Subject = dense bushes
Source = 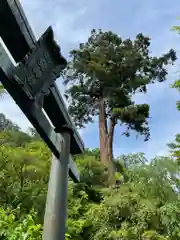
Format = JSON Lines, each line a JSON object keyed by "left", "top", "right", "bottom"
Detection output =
{"left": 0, "top": 124, "right": 180, "bottom": 239}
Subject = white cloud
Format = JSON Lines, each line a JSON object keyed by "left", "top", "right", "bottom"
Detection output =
{"left": 0, "top": 95, "right": 32, "bottom": 131}
{"left": 20, "top": 0, "right": 91, "bottom": 50}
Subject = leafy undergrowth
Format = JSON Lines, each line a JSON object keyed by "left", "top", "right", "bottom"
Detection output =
{"left": 0, "top": 115, "right": 180, "bottom": 239}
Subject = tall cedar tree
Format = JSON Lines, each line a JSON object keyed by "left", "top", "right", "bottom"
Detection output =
{"left": 63, "top": 29, "right": 176, "bottom": 184}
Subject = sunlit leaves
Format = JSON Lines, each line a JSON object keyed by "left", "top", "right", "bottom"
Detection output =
{"left": 171, "top": 80, "right": 180, "bottom": 111}
{"left": 171, "top": 22, "right": 180, "bottom": 111}
{"left": 0, "top": 208, "right": 42, "bottom": 239}
{"left": 168, "top": 134, "right": 180, "bottom": 165}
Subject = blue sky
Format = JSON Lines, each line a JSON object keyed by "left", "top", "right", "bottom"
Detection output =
{"left": 1, "top": 0, "right": 180, "bottom": 159}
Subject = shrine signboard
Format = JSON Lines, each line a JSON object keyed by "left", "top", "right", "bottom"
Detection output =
{"left": 12, "top": 27, "right": 66, "bottom": 104}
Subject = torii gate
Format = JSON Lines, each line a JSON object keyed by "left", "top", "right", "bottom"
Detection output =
{"left": 0, "top": 0, "right": 84, "bottom": 239}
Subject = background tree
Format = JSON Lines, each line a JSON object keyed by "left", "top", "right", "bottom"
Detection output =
{"left": 167, "top": 133, "right": 180, "bottom": 165}
{"left": 0, "top": 113, "right": 19, "bottom": 131}
{"left": 171, "top": 22, "right": 180, "bottom": 110}
{"left": 0, "top": 133, "right": 50, "bottom": 221}
{"left": 63, "top": 29, "right": 176, "bottom": 183}
{"left": 85, "top": 155, "right": 180, "bottom": 240}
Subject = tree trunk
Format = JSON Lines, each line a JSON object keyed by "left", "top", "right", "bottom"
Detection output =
{"left": 98, "top": 99, "right": 116, "bottom": 185}
{"left": 107, "top": 118, "right": 116, "bottom": 161}
{"left": 98, "top": 98, "right": 108, "bottom": 165}
{"left": 106, "top": 118, "right": 116, "bottom": 185}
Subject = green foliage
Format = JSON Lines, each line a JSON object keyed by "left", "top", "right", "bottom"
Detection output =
{"left": 172, "top": 19, "right": 180, "bottom": 34}
{"left": 0, "top": 129, "right": 50, "bottom": 223}
{"left": 167, "top": 134, "right": 180, "bottom": 164}
{"left": 0, "top": 114, "right": 19, "bottom": 132}
{"left": 0, "top": 84, "right": 5, "bottom": 97}
{"left": 66, "top": 151, "right": 180, "bottom": 240}
{"left": 171, "top": 22, "right": 180, "bottom": 111}
{"left": 172, "top": 80, "right": 180, "bottom": 110}
{"left": 0, "top": 208, "right": 42, "bottom": 239}
{"left": 0, "top": 117, "right": 180, "bottom": 239}
{"left": 116, "top": 152, "right": 148, "bottom": 168}
{"left": 113, "top": 104, "right": 150, "bottom": 139}
{"left": 76, "top": 153, "right": 108, "bottom": 186}
{"left": 84, "top": 156, "right": 180, "bottom": 240}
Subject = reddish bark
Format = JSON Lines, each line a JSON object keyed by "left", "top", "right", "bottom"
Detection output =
{"left": 98, "top": 98, "right": 108, "bottom": 165}
{"left": 98, "top": 98, "right": 116, "bottom": 185}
